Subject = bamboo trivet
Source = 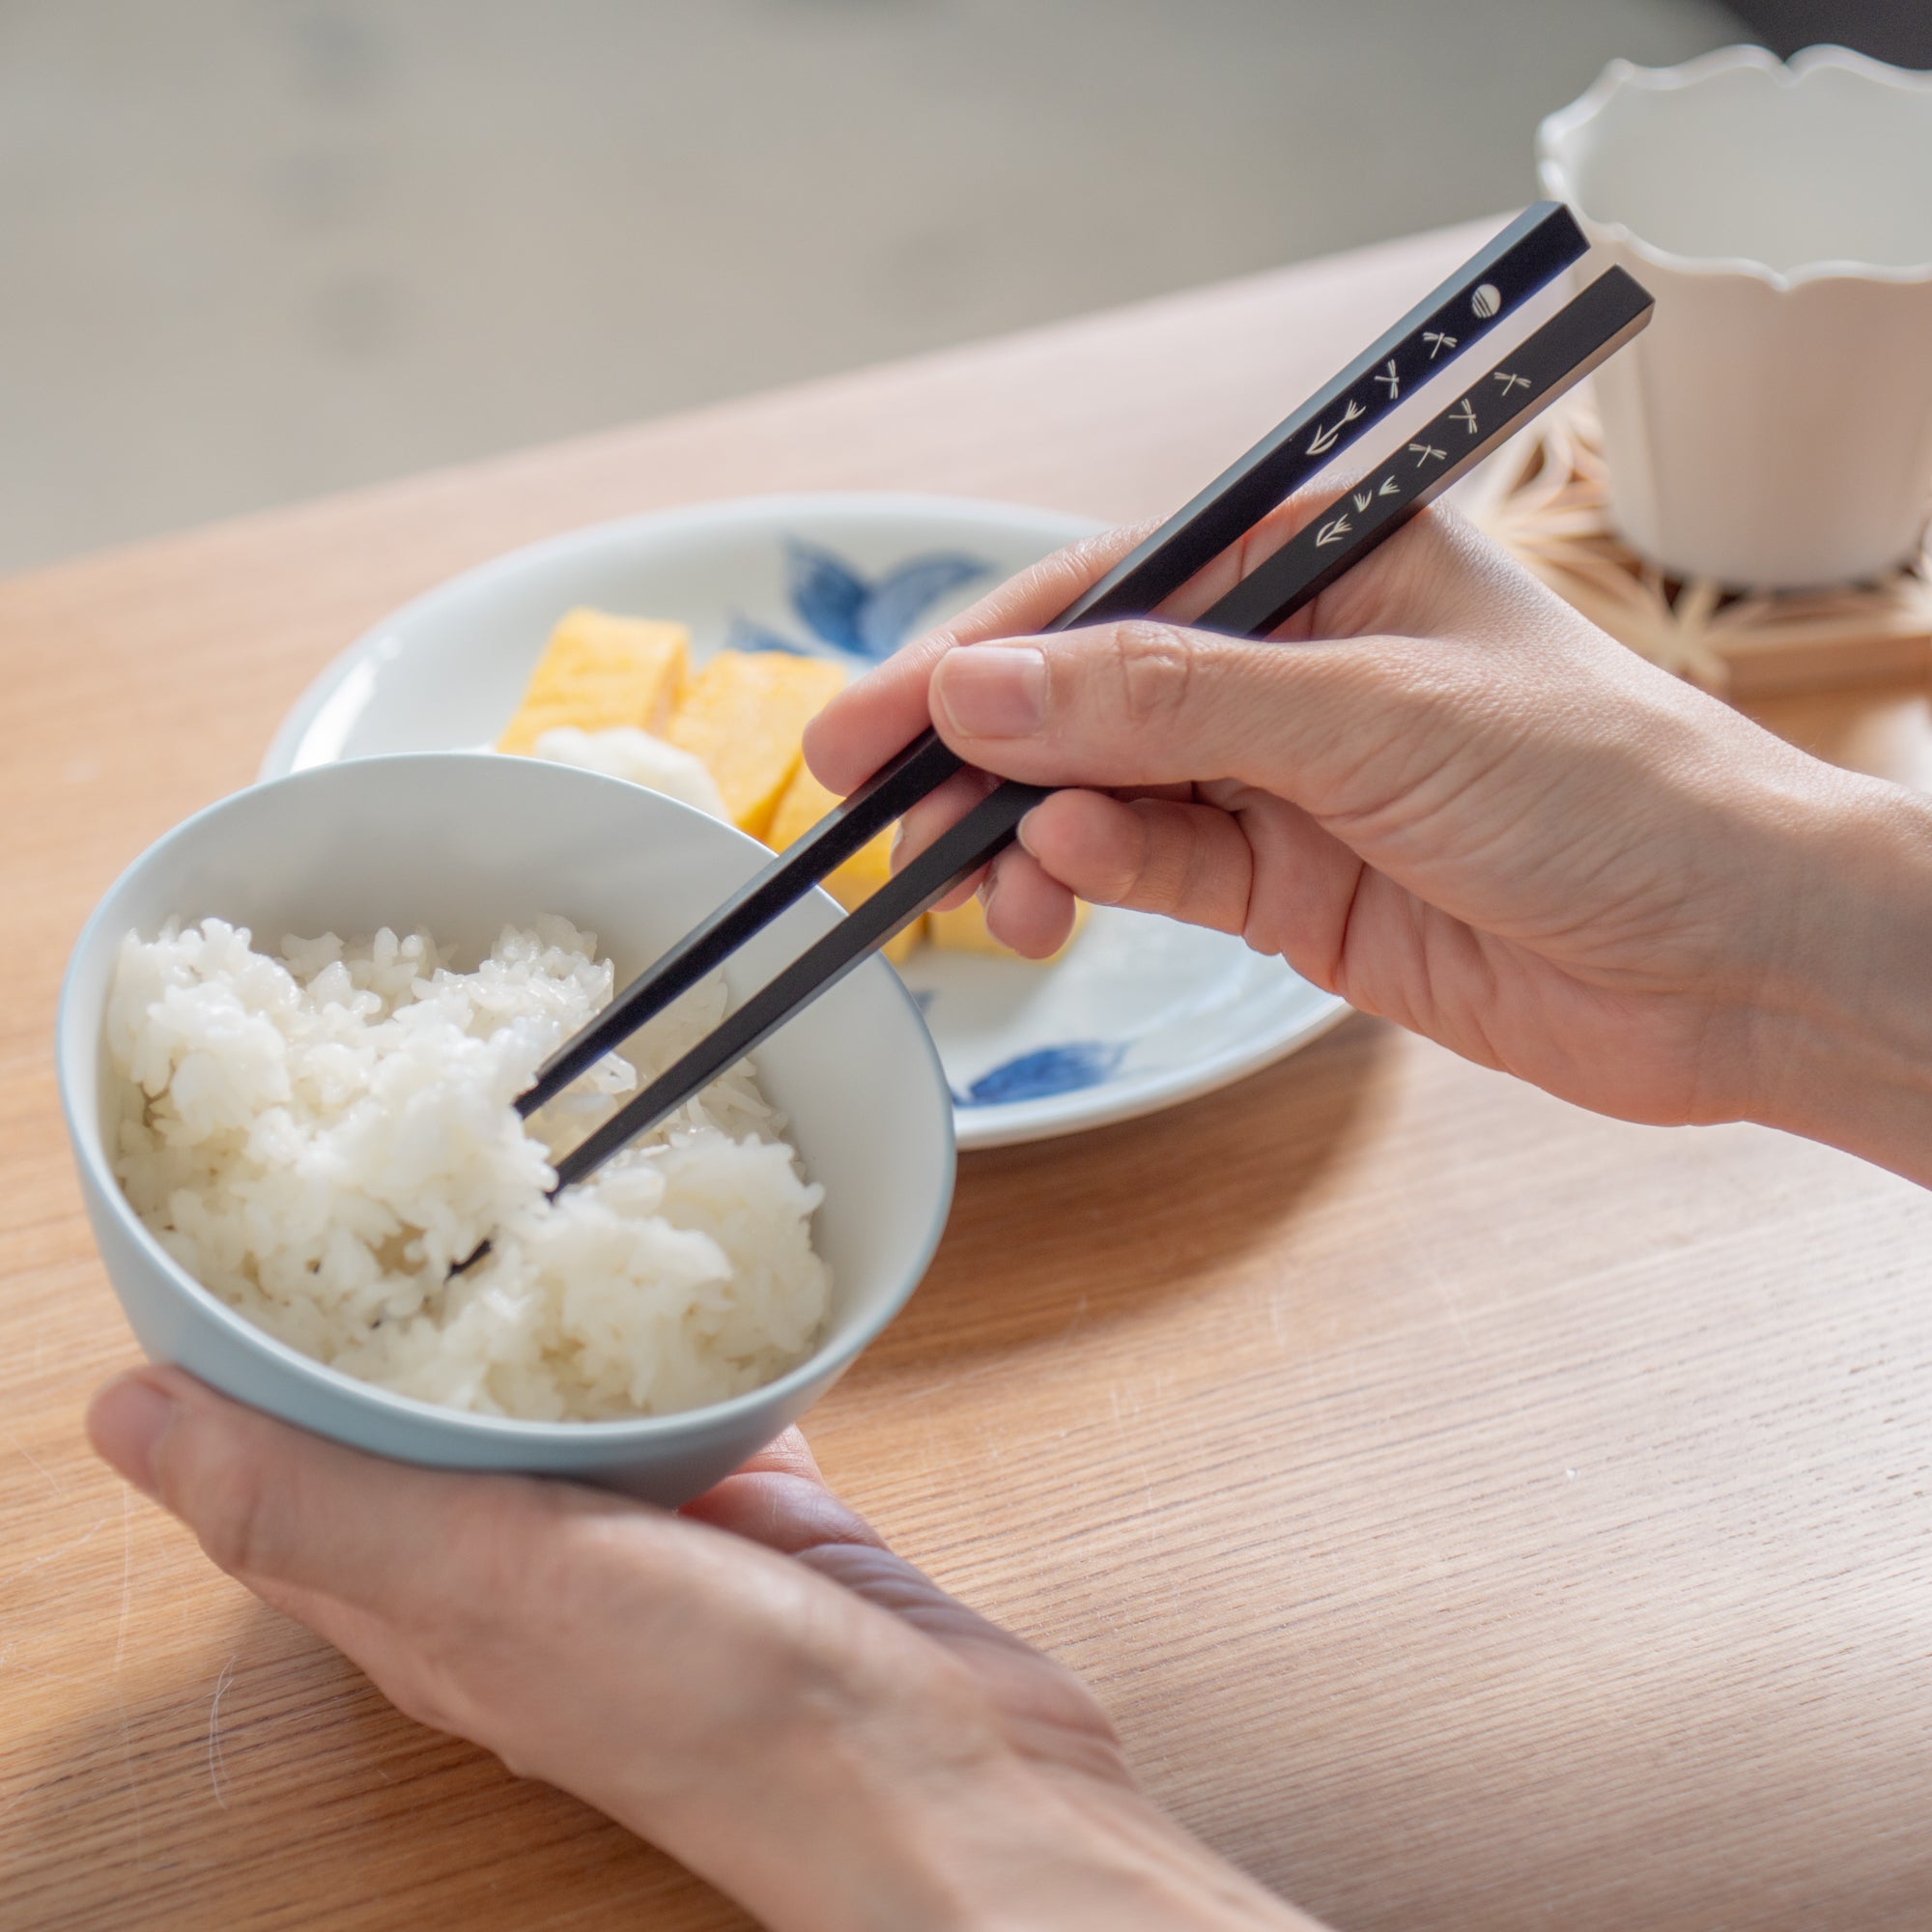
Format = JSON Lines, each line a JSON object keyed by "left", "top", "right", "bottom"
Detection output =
{"left": 1462, "top": 399, "right": 1932, "bottom": 696}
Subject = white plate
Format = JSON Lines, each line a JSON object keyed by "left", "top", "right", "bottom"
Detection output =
{"left": 262, "top": 492, "right": 1350, "bottom": 1148}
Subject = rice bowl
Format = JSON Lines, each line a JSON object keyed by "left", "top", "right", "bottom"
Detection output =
{"left": 58, "top": 753, "right": 954, "bottom": 1502}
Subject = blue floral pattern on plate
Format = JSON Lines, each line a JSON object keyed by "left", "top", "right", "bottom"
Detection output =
{"left": 952, "top": 1041, "right": 1129, "bottom": 1107}
{"left": 729, "top": 539, "right": 991, "bottom": 662}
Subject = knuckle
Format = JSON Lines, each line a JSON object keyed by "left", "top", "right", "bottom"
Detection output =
{"left": 1132, "top": 812, "right": 1195, "bottom": 921}
{"left": 995, "top": 534, "right": 1122, "bottom": 631}
{"left": 1104, "top": 621, "right": 1196, "bottom": 730}
{"left": 372, "top": 1662, "right": 465, "bottom": 1738}
{"left": 1089, "top": 803, "right": 1157, "bottom": 909}
{"left": 1054, "top": 524, "right": 1150, "bottom": 590}
{"left": 180, "top": 1436, "right": 290, "bottom": 1582}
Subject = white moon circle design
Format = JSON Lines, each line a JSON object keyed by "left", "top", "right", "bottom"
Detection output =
{"left": 1471, "top": 283, "right": 1502, "bottom": 319}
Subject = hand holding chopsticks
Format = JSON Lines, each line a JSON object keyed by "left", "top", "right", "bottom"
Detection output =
{"left": 521, "top": 201, "right": 1589, "bottom": 1121}
{"left": 531, "top": 207, "right": 1653, "bottom": 1196}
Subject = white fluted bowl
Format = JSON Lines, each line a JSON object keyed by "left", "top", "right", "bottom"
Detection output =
{"left": 1539, "top": 44, "right": 1932, "bottom": 589}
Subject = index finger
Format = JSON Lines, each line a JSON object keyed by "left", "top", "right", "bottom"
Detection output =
{"left": 802, "top": 487, "right": 1351, "bottom": 796}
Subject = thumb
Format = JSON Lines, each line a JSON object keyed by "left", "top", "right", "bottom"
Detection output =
{"left": 924, "top": 619, "right": 1378, "bottom": 797}
{"left": 86, "top": 1366, "right": 615, "bottom": 1620}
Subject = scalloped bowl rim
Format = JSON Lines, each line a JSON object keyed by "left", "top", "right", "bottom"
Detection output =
{"left": 1537, "top": 43, "right": 1932, "bottom": 294}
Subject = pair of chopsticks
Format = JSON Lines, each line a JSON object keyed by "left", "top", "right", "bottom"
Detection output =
{"left": 531, "top": 204, "right": 1652, "bottom": 1194}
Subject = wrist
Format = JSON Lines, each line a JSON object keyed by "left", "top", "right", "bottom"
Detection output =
{"left": 1747, "top": 771, "right": 1932, "bottom": 1182}
{"left": 652, "top": 1733, "right": 1312, "bottom": 1932}
{"left": 866, "top": 1763, "right": 1321, "bottom": 1932}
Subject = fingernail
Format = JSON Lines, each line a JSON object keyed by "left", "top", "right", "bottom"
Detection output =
{"left": 88, "top": 1376, "right": 178, "bottom": 1498}
{"left": 934, "top": 646, "right": 1046, "bottom": 739}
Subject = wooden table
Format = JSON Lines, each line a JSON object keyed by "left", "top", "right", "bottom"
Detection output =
{"left": 7, "top": 220, "right": 1932, "bottom": 1932}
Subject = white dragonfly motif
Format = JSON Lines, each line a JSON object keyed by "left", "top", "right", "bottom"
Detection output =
{"left": 1450, "top": 397, "right": 1480, "bottom": 436}
{"left": 1373, "top": 359, "right": 1400, "bottom": 400}
{"left": 1491, "top": 369, "right": 1531, "bottom": 396}
{"left": 1306, "top": 396, "right": 1366, "bottom": 457}
{"left": 1423, "top": 329, "right": 1458, "bottom": 359}
{"left": 1314, "top": 513, "right": 1352, "bottom": 548}
{"left": 1407, "top": 440, "right": 1447, "bottom": 467}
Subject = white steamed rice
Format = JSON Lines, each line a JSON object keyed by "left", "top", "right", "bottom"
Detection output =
{"left": 529, "top": 724, "right": 729, "bottom": 819}
{"left": 106, "top": 916, "right": 830, "bottom": 1421}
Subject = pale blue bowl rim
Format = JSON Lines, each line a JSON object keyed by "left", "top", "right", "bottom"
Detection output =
{"left": 56, "top": 752, "right": 958, "bottom": 1448}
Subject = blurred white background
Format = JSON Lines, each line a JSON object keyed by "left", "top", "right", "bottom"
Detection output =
{"left": 1, "top": 0, "right": 1747, "bottom": 573}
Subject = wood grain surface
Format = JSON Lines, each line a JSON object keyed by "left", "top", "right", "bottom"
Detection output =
{"left": 6, "top": 219, "right": 1932, "bottom": 1931}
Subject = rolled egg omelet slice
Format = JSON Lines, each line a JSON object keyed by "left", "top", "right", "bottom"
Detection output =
{"left": 497, "top": 609, "right": 689, "bottom": 755}
{"left": 767, "top": 763, "right": 923, "bottom": 965}
{"left": 664, "top": 652, "right": 848, "bottom": 841}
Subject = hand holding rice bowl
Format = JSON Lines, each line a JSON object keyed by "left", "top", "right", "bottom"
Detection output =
{"left": 59, "top": 754, "right": 954, "bottom": 1504}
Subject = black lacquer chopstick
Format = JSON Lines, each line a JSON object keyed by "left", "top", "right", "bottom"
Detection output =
{"left": 518, "top": 202, "right": 1587, "bottom": 1118}
{"left": 1193, "top": 265, "right": 1651, "bottom": 635}
{"left": 543, "top": 266, "right": 1653, "bottom": 1194}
